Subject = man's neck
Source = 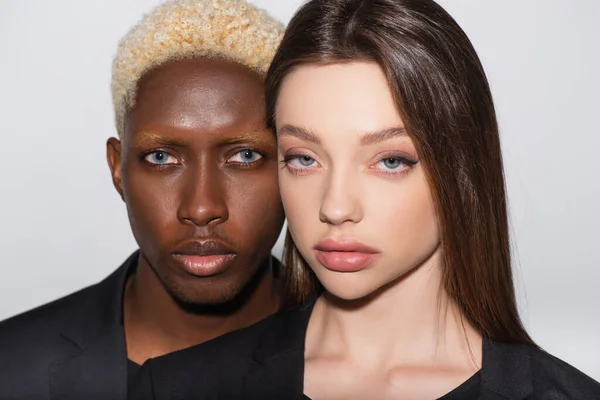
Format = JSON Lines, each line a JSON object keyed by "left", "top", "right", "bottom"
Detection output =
{"left": 123, "top": 255, "right": 279, "bottom": 364}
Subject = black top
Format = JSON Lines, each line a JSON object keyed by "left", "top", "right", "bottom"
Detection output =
{"left": 130, "top": 299, "right": 600, "bottom": 400}
{"left": 440, "top": 372, "right": 479, "bottom": 399}
{"left": 0, "top": 251, "right": 139, "bottom": 400}
{"left": 128, "top": 359, "right": 143, "bottom": 395}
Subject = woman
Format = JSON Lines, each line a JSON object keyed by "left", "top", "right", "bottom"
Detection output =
{"left": 130, "top": 0, "right": 600, "bottom": 398}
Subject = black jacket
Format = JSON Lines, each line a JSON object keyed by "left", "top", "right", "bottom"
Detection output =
{"left": 0, "top": 252, "right": 138, "bottom": 400}
{"left": 131, "top": 300, "right": 600, "bottom": 400}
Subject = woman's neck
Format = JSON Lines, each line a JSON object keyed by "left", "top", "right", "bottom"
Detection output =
{"left": 305, "top": 251, "right": 482, "bottom": 372}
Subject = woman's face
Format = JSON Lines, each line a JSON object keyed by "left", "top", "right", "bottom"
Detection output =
{"left": 276, "top": 62, "right": 441, "bottom": 300}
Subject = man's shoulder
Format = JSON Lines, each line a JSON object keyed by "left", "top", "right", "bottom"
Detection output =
{"left": 0, "top": 252, "right": 137, "bottom": 355}
{"left": 0, "top": 283, "right": 99, "bottom": 342}
{"left": 0, "top": 252, "right": 137, "bottom": 342}
{"left": 528, "top": 346, "right": 600, "bottom": 398}
{"left": 0, "top": 281, "right": 106, "bottom": 397}
{"left": 0, "top": 254, "right": 136, "bottom": 398}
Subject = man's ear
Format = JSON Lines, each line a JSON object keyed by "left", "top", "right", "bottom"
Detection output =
{"left": 106, "top": 137, "right": 125, "bottom": 202}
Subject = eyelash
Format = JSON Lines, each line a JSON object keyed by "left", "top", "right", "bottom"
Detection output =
{"left": 372, "top": 155, "right": 418, "bottom": 177}
{"left": 280, "top": 154, "right": 317, "bottom": 176}
{"left": 280, "top": 153, "right": 418, "bottom": 177}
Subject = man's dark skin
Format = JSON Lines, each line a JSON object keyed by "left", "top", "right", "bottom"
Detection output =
{"left": 107, "top": 57, "right": 285, "bottom": 364}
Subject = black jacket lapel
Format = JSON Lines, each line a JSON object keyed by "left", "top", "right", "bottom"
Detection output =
{"left": 242, "top": 349, "right": 305, "bottom": 400}
{"left": 479, "top": 338, "right": 534, "bottom": 400}
{"left": 242, "top": 300, "right": 316, "bottom": 400}
{"left": 49, "top": 324, "right": 127, "bottom": 400}
{"left": 49, "top": 252, "right": 137, "bottom": 400}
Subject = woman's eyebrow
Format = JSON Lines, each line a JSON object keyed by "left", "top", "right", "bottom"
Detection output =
{"left": 277, "top": 124, "right": 321, "bottom": 144}
{"left": 360, "top": 127, "right": 407, "bottom": 145}
{"left": 277, "top": 125, "right": 407, "bottom": 145}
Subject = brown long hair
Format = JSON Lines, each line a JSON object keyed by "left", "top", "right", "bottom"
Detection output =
{"left": 268, "top": 0, "right": 533, "bottom": 345}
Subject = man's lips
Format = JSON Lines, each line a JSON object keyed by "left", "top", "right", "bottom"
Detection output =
{"left": 171, "top": 239, "right": 237, "bottom": 277}
{"left": 172, "top": 239, "right": 237, "bottom": 256}
{"left": 171, "top": 254, "right": 236, "bottom": 277}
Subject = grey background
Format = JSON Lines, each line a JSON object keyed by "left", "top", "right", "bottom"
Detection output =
{"left": 0, "top": 0, "right": 598, "bottom": 379}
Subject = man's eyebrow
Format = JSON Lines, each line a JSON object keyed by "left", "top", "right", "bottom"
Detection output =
{"left": 134, "top": 130, "right": 276, "bottom": 151}
{"left": 220, "top": 131, "right": 274, "bottom": 144}
{"left": 359, "top": 127, "right": 407, "bottom": 146}
{"left": 134, "top": 131, "right": 185, "bottom": 146}
{"left": 219, "top": 132, "right": 277, "bottom": 151}
{"left": 277, "top": 125, "right": 321, "bottom": 144}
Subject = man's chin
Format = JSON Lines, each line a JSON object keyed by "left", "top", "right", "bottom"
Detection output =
{"left": 164, "top": 281, "right": 246, "bottom": 315}
{"left": 159, "top": 259, "right": 271, "bottom": 315}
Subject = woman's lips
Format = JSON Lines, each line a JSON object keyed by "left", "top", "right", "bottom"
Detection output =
{"left": 315, "top": 250, "right": 379, "bottom": 272}
{"left": 314, "top": 238, "right": 380, "bottom": 272}
{"left": 171, "top": 254, "right": 237, "bottom": 277}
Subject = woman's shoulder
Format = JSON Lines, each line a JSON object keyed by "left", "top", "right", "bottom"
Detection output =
{"left": 528, "top": 345, "right": 600, "bottom": 398}
{"left": 483, "top": 339, "right": 600, "bottom": 399}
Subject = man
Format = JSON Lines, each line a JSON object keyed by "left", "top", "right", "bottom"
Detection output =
{"left": 0, "top": 1, "right": 285, "bottom": 398}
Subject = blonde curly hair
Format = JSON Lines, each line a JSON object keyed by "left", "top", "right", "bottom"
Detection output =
{"left": 111, "top": 0, "right": 284, "bottom": 137}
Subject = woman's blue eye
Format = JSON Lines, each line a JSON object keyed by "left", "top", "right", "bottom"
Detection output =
{"left": 374, "top": 156, "right": 417, "bottom": 174}
{"left": 298, "top": 156, "right": 315, "bottom": 167}
{"left": 287, "top": 155, "right": 316, "bottom": 168}
{"left": 228, "top": 150, "right": 263, "bottom": 164}
{"left": 381, "top": 158, "right": 403, "bottom": 170}
{"left": 145, "top": 151, "right": 176, "bottom": 165}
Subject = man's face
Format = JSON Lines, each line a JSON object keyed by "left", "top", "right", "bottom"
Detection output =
{"left": 107, "top": 58, "right": 284, "bottom": 305}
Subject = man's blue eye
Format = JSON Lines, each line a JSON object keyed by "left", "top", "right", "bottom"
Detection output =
{"left": 145, "top": 151, "right": 176, "bottom": 165}
{"left": 229, "top": 150, "right": 263, "bottom": 164}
